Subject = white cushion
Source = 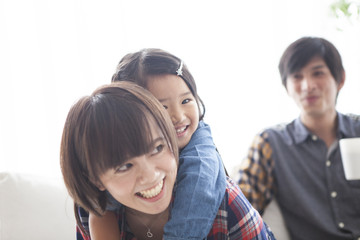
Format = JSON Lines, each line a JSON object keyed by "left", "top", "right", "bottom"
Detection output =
{"left": 0, "top": 172, "right": 75, "bottom": 240}
{"left": 262, "top": 199, "right": 291, "bottom": 240}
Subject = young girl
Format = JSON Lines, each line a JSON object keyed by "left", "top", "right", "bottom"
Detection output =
{"left": 61, "top": 82, "right": 275, "bottom": 240}
{"left": 89, "top": 49, "right": 228, "bottom": 240}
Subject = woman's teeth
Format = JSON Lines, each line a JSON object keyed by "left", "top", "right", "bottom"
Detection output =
{"left": 138, "top": 180, "right": 163, "bottom": 198}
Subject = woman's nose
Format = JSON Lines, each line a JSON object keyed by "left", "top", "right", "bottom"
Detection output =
{"left": 137, "top": 158, "right": 160, "bottom": 185}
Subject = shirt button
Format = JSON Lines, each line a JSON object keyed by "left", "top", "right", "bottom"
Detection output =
{"left": 338, "top": 222, "right": 344, "bottom": 228}
{"left": 312, "top": 135, "right": 318, "bottom": 141}
{"left": 331, "top": 191, "right": 337, "bottom": 198}
{"left": 326, "top": 160, "right": 331, "bottom": 167}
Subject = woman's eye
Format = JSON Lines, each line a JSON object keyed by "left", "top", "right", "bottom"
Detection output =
{"left": 115, "top": 163, "right": 133, "bottom": 173}
{"left": 182, "top": 99, "right": 190, "bottom": 104}
{"left": 151, "top": 144, "right": 164, "bottom": 155}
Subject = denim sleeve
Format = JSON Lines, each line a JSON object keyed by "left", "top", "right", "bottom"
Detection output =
{"left": 105, "top": 190, "right": 122, "bottom": 211}
{"left": 163, "top": 122, "right": 227, "bottom": 240}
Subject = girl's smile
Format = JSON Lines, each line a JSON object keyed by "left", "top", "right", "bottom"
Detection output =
{"left": 146, "top": 74, "right": 200, "bottom": 149}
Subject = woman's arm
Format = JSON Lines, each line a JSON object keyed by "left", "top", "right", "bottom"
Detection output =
{"left": 89, "top": 211, "right": 121, "bottom": 240}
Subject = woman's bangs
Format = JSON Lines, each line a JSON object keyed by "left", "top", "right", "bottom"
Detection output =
{"left": 85, "top": 98, "right": 154, "bottom": 177}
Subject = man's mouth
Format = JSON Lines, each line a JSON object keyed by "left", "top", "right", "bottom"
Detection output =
{"left": 136, "top": 179, "right": 164, "bottom": 199}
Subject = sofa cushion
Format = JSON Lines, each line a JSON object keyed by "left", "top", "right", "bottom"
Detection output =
{"left": 0, "top": 172, "right": 75, "bottom": 240}
{"left": 262, "top": 199, "right": 290, "bottom": 240}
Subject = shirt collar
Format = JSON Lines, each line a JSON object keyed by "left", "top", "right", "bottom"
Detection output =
{"left": 337, "top": 112, "right": 356, "bottom": 138}
{"left": 292, "top": 112, "right": 351, "bottom": 145}
{"left": 292, "top": 117, "right": 310, "bottom": 144}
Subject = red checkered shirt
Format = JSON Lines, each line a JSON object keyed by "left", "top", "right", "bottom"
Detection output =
{"left": 76, "top": 177, "right": 275, "bottom": 240}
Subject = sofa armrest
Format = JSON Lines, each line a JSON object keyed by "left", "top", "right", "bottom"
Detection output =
{"left": 0, "top": 172, "right": 75, "bottom": 240}
{"left": 262, "top": 199, "right": 291, "bottom": 240}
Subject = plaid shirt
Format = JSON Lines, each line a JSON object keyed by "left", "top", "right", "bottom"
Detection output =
{"left": 77, "top": 178, "right": 275, "bottom": 240}
{"left": 235, "top": 113, "right": 360, "bottom": 239}
{"left": 235, "top": 132, "right": 274, "bottom": 215}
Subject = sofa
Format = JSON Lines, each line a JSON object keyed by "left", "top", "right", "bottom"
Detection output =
{"left": 0, "top": 172, "right": 75, "bottom": 240}
{"left": 0, "top": 171, "right": 290, "bottom": 240}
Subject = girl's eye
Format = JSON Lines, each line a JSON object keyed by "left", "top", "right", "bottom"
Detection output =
{"left": 151, "top": 144, "right": 164, "bottom": 155}
{"left": 182, "top": 99, "right": 190, "bottom": 104}
{"left": 115, "top": 163, "right": 133, "bottom": 173}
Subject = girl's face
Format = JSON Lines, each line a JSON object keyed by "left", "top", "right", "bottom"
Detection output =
{"left": 97, "top": 118, "right": 177, "bottom": 214}
{"left": 146, "top": 74, "right": 199, "bottom": 150}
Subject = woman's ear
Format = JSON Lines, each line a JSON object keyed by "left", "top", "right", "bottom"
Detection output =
{"left": 92, "top": 180, "right": 106, "bottom": 191}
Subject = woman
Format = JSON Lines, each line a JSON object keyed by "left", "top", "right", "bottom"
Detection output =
{"left": 60, "top": 82, "right": 275, "bottom": 240}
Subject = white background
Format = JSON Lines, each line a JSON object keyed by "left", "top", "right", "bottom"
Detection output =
{"left": 1, "top": 0, "right": 359, "bottom": 181}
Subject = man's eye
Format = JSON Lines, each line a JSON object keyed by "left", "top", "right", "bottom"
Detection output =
{"left": 151, "top": 144, "right": 164, "bottom": 155}
{"left": 293, "top": 74, "right": 302, "bottom": 80}
{"left": 115, "top": 163, "right": 133, "bottom": 173}
{"left": 313, "top": 71, "right": 324, "bottom": 77}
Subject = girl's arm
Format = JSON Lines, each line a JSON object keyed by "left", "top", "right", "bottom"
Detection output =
{"left": 163, "top": 121, "right": 227, "bottom": 240}
{"left": 89, "top": 211, "right": 120, "bottom": 240}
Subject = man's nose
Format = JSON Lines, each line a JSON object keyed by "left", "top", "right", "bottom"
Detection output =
{"left": 301, "top": 77, "right": 316, "bottom": 91}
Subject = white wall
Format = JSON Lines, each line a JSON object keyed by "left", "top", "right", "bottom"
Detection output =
{"left": 1, "top": 0, "right": 359, "bottom": 181}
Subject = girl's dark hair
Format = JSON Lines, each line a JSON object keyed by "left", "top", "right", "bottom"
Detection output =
{"left": 60, "top": 81, "right": 178, "bottom": 229}
{"left": 279, "top": 37, "right": 344, "bottom": 88}
{"left": 111, "top": 48, "right": 205, "bottom": 120}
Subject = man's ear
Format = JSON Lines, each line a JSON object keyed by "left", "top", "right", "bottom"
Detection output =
{"left": 337, "top": 71, "right": 346, "bottom": 91}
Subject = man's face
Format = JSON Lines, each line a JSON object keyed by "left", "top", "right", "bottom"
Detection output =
{"left": 286, "top": 56, "right": 344, "bottom": 119}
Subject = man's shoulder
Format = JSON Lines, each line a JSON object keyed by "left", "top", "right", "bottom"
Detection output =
{"left": 345, "top": 113, "right": 360, "bottom": 122}
{"left": 254, "top": 120, "right": 297, "bottom": 146}
{"left": 259, "top": 121, "right": 293, "bottom": 136}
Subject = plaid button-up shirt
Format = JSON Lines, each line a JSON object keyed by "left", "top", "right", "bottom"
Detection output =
{"left": 76, "top": 178, "right": 275, "bottom": 240}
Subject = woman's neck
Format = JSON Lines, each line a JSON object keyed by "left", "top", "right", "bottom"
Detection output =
{"left": 125, "top": 207, "right": 170, "bottom": 240}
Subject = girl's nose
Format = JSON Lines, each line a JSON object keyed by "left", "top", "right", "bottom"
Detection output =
{"left": 169, "top": 107, "right": 184, "bottom": 125}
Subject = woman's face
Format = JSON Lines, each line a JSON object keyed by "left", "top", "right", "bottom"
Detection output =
{"left": 146, "top": 74, "right": 199, "bottom": 150}
{"left": 97, "top": 118, "right": 177, "bottom": 214}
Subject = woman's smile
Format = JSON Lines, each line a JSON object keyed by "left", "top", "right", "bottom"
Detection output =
{"left": 136, "top": 178, "right": 165, "bottom": 200}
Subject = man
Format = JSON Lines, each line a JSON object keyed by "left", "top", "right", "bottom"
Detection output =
{"left": 236, "top": 37, "right": 360, "bottom": 240}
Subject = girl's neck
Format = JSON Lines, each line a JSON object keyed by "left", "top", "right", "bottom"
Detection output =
{"left": 125, "top": 207, "right": 170, "bottom": 240}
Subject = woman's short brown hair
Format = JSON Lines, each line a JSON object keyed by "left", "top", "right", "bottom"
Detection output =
{"left": 60, "top": 82, "right": 178, "bottom": 218}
